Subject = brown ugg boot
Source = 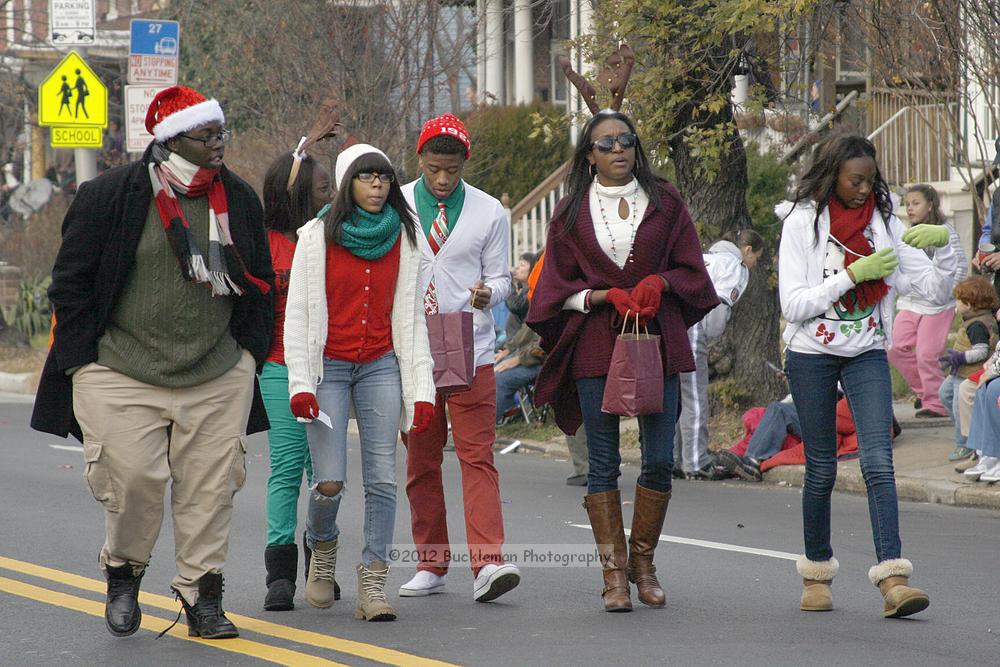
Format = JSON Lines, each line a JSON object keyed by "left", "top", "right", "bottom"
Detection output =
{"left": 583, "top": 490, "right": 632, "bottom": 612}
{"left": 796, "top": 556, "right": 839, "bottom": 611}
{"left": 869, "top": 558, "right": 929, "bottom": 618}
{"left": 626, "top": 485, "right": 670, "bottom": 607}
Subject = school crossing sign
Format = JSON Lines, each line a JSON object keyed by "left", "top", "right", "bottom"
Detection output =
{"left": 38, "top": 50, "right": 108, "bottom": 130}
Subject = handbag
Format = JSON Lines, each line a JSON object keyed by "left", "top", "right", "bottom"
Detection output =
{"left": 601, "top": 312, "right": 664, "bottom": 417}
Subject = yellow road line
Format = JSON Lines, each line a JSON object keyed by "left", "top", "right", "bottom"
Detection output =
{"left": 0, "top": 576, "right": 349, "bottom": 667}
{"left": 0, "top": 556, "right": 460, "bottom": 667}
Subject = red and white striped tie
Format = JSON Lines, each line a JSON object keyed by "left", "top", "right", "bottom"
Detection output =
{"left": 424, "top": 202, "right": 448, "bottom": 314}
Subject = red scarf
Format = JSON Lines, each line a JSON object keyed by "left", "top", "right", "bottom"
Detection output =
{"left": 828, "top": 194, "right": 887, "bottom": 312}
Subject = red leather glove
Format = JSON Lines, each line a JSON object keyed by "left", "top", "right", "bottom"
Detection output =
{"left": 411, "top": 401, "right": 435, "bottom": 434}
{"left": 290, "top": 392, "right": 319, "bottom": 420}
{"left": 605, "top": 288, "right": 642, "bottom": 319}
{"left": 631, "top": 275, "right": 664, "bottom": 314}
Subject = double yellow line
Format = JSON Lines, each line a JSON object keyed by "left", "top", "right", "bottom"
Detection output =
{"left": 0, "top": 556, "right": 460, "bottom": 667}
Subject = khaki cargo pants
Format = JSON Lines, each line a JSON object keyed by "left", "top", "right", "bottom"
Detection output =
{"left": 72, "top": 351, "right": 255, "bottom": 604}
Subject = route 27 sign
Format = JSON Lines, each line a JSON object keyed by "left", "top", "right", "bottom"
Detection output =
{"left": 128, "top": 19, "right": 180, "bottom": 85}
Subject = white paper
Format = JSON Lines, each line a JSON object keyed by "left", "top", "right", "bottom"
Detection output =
{"left": 296, "top": 410, "right": 333, "bottom": 428}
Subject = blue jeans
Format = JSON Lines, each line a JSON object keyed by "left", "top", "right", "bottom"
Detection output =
{"left": 938, "top": 375, "right": 966, "bottom": 446}
{"left": 495, "top": 363, "right": 540, "bottom": 422}
{"left": 786, "top": 349, "right": 901, "bottom": 563}
{"left": 576, "top": 374, "right": 680, "bottom": 494}
{"left": 746, "top": 400, "right": 800, "bottom": 461}
{"left": 305, "top": 351, "right": 402, "bottom": 566}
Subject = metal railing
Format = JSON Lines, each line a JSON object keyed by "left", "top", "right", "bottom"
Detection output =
{"left": 867, "top": 88, "right": 958, "bottom": 185}
{"left": 505, "top": 160, "right": 570, "bottom": 263}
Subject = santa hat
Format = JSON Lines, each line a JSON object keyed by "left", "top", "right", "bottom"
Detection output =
{"left": 335, "top": 143, "right": 389, "bottom": 190}
{"left": 417, "top": 113, "right": 470, "bottom": 158}
{"left": 145, "top": 86, "right": 225, "bottom": 143}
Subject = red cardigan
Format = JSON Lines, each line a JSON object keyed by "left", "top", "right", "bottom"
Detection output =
{"left": 526, "top": 180, "right": 718, "bottom": 435}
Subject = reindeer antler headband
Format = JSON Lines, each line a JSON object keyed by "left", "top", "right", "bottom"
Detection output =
{"left": 558, "top": 43, "right": 635, "bottom": 115}
{"left": 287, "top": 98, "right": 344, "bottom": 192}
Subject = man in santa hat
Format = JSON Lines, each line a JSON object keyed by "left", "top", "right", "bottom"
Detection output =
{"left": 398, "top": 113, "right": 521, "bottom": 602}
{"left": 32, "top": 85, "right": 274, "bottom": 640}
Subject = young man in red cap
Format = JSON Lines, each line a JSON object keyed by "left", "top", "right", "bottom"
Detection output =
{"left": 399, "top": 113, "right": 521, "bottom": 602}
{"left": 32, "top": 85, "right": 274, "bottom": 639}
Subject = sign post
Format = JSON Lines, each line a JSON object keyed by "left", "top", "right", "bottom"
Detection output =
{"left": 128, "top": 19, "right": 180, "bottom": 86}
{"left": 48, "top": 0, "right": 96, "bottom": 45}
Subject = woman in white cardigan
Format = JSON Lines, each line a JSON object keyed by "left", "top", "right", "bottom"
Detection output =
{"left": 283, "top": 144, "right": 436, "bottom": 622}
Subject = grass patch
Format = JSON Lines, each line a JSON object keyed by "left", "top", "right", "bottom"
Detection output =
{"left": 496, "top": 419, "right": 563, "bottom": 443}
{"left": 890, "top": 365, "right": 913, "bottom": 401}
{"left": 0, "top": 345, "right": 47, "bottom": 374}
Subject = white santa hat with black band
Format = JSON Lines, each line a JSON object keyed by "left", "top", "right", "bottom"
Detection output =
{"left": 145, "top": 85, "right": 225, "bottom": 143}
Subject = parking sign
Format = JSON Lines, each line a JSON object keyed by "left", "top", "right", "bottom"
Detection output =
{"left": 128, "top": 19, "right": 180, "bottom": 85}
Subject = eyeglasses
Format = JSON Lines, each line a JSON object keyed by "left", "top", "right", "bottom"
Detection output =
{"left": 355, "top": 172, "right": 395, "bottom": 184}
{"left": 179, "top": 129, "right": 232, "bottom": 147}
{"left": 591, "top": 132, "right": 637, "bottom": 153}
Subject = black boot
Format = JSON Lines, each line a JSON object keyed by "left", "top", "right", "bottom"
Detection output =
{"left": 177, "top": 572, "right": 239, "bottom": 639}
{"left": 104, "top": 564, "right": 143, "bottom": 637}
{"left": 264, "top": 544, "right": 297, "bottom": 611}
{"left": 302, "top": 530, "right": 340, "bottom": 601}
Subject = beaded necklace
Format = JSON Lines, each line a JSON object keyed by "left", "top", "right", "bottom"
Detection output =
{"left": 594, "top": 177, "right": 639, "bottom": 266}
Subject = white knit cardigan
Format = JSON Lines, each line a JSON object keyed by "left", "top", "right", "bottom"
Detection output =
{"left": 283, "top": 216, "right": 436, "bottom": 431}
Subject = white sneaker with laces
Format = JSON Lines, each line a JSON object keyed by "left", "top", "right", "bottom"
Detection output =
{"left": 473, "top": 563, "right": 520, "bottom": 602}
{"left": 979, "top": 459, "right": 1000, "bottom": 483}
{"left": 398, "top": 570, "right": 447, "bottom": 597}
{"left": 963, "top": 456, "right": 997, "bottom": 481}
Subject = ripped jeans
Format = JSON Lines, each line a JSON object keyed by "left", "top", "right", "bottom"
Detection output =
{"left": 305, "top": 351, "right": 402, "bottom": 566}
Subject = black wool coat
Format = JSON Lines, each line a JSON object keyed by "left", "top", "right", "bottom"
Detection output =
{"left": 31, "top": 147, "right": 275, "bottom": 441}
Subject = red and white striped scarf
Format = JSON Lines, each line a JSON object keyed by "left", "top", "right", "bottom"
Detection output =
{"left": 148, "top": 144, "right": 269, "bottom": 296}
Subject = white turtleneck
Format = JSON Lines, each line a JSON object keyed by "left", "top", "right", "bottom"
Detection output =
{"left": 563, "top": 177, "right": 650, "bottom": 312}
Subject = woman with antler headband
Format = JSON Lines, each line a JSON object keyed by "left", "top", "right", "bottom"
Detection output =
{"left": 527, "top": 47, "right": 718, "bottom": 613}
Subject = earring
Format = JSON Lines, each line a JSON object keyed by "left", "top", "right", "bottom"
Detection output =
{"left": 589, "top": 163, "right": 597, "bottom": 178}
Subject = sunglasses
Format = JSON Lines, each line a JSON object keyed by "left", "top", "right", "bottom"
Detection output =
{"left": 591, "top": 132, "right": 638, "bottom": 153}
{"left": 355, "top": 172, "right": 395, "bottom": 183}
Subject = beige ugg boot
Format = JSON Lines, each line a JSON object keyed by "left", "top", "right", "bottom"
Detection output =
{"left": 796, "top": 556, "right": 839, "bottom": 611}
{"left": 354, "top": 561, "right": 396, "bottom": 622}
{"left": 868, "top": 558, "right": 929, "bottom": 618}
{"left": 305, "top": 539, "right": 338, "bottom": 609}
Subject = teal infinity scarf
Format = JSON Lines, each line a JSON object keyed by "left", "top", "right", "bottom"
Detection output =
{"left": 337, "top": 205, "right": 401, "bottom": 260}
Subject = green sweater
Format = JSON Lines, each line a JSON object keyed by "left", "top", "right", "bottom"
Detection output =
{"left": 97, "top": 194, "right": 241, "bottom": 388}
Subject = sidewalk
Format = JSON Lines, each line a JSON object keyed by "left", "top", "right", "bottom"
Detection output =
{"left": 510, "top": 400, "right": 1000, "bottom": 512}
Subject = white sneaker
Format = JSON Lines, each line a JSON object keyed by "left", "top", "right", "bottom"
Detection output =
{"left": 473, "top": 563, "right": 520, "bottom": 602}
{"left": 963, "top": 456, "right": 998, "bottom": 481}
{"left": 398, "top": 570, "right": 447, "bottom": 597}
{"left": 979, "top": 459, "right": 1000, "bottom": 483}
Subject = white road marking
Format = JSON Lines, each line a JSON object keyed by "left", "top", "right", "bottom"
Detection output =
{"left": 570, "top": 524, "right": 798, "bottom": 561}
{"left": 49, "top": 444, "right": 84, "bottom": 452}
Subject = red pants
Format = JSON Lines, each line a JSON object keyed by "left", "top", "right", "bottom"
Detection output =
{"left": 403, "top": 364, "right": 505, "bottom": 575}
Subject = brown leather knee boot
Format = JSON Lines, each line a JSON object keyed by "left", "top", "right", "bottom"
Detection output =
{"left": 626, "top": 485, "right": 670, "bottom": 607}
{"left": 583, "top": 490, "right": 632, "bottom": 612}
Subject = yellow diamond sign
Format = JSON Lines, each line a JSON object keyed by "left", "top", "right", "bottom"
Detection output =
{"left": 38, "top": 51, "right": 107, "bottom": 128}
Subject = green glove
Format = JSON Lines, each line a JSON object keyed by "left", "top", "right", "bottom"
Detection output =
{"left": 848, "top": 248, "right": 898, "bottom": 283}
{"left": 902, "top": 223, "right": 950, "bottom": 249}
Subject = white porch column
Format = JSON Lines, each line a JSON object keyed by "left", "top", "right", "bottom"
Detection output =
{"left": 484, "top": 0, "right": 504, "bottom": 104}
{"left": 513, "top": 0, "right": 534, "bottom": 104}
{"left": 569, "top": 0, "right": 595, "bottom": 145}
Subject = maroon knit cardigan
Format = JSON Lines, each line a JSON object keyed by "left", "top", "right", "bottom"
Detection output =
{"left": 526, "top": 180, "right": 719, "bottom": 435}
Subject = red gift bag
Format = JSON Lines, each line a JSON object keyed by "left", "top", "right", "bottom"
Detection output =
{"left": 426, "top": 310, "right": 475, "bottom": 394}
{"left": 601, "top": 313, "right": 664, "bottom": 417}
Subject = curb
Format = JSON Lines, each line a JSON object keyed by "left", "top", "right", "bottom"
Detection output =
{"left": 509, "top": 436, "right": 1000, "bottom": 512}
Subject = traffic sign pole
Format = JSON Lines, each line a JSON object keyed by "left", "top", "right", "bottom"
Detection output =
{"left": 72, "top": 47, "right": 98, "bottom": 186}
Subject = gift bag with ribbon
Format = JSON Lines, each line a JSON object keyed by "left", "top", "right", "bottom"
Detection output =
{"left": 426, "top": 308, "right": 475, "bottom": 394}
{"left": 601, "top": 312, "right": 664, "bottom": 417}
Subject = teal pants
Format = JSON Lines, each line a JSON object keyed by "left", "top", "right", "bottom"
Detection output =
{"left": 260, "top": 361, "right": 312, "bottom": 546}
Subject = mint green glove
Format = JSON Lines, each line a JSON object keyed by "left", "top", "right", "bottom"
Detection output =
{"left": 848, "top": 248, "right": 898, "bottom": 283}
{"left": 902, "top": 223, "right": 950, "bottom": 249}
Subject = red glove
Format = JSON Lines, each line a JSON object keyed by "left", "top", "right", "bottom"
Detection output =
{"left": 630, "top": 275, "right": 664, "bottom": 315}
{"left": 411, "top": 401, "right": 435, "bottom": 434}
{"left": 290, "top": 392, "right": 319, "bottom": 420}
{"left": 605, "top": 288, "right": 642, "bottom": 319}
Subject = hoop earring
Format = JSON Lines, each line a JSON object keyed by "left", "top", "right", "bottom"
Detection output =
{"left": 589, "top": 163, "right": 597, "bottom": 178}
